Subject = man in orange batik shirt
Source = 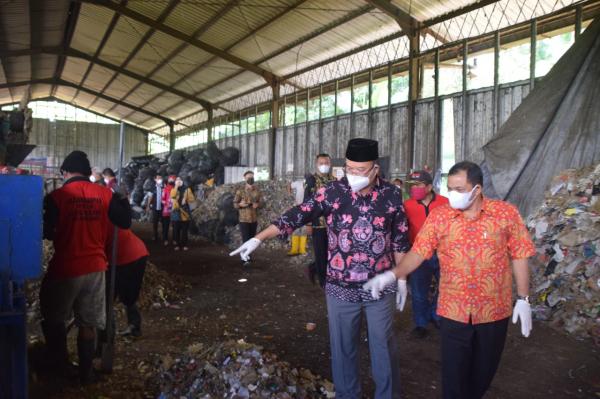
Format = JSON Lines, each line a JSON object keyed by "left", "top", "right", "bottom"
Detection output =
{"left": 363, "top": 161, "right": 535, "bottom": 399}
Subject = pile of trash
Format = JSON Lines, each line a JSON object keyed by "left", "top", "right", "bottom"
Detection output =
{"left": 155, "top": 339, "right": 334, "bottom": 398}
{"left": 528, "top": 162, "right": 600, "bottom": 341}
{"left": 28, "top": 244, "right": 188, "bottom": 321}
{"left": 120, "top": 142, "right": 239, "bottom": 206}
{"left": 139, "top": 262, "right": 191, "bottom": 309}
{"left": 191, "top": 180, "right": 295, "bottom": 250}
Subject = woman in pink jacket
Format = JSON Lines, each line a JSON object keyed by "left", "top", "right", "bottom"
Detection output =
{"left": 160, "top": 175, "right": 176, "bottom": 246}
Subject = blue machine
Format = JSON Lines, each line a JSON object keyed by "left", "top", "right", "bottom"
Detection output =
{"left": 0, "top": 175, "right": 43, "bottom": 399}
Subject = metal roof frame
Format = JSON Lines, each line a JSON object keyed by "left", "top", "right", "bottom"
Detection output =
{"left": 52, "top": 1, "right": 81, "bottom": 97}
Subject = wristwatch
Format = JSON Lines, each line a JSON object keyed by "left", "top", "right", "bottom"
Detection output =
{"left": 517, "top": 295, "right": 530, "bottom": 304}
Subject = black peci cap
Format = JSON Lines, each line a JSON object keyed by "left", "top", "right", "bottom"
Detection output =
{"left": 345, "top": 138, "right": 379, "bottom": 162}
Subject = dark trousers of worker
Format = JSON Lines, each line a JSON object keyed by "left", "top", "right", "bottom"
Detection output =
{"left": 153, "top": 210, "right": 171, "bottom": 241}
{"left": 99, "top": 256, "right": 147, "bottom": 341}
{"left": 440, "top": 316, "right": 509, "bottom": 399}
{"left": 327, "top": 294, "right": 401, "bottom": 399}
{"left": 312, "top": 227, "right": 328, "bottom": 287}
{"left": 115, "top": 256, "right": 147, "bottom": 331}
{"left": 173, "top": 221, "right": 189, "bottom": 247}
{"left": 409, "top": 254, "right": 440, "bottom": 328}
{"left": 239, "top": 222, "right": 258, "bottom": 242}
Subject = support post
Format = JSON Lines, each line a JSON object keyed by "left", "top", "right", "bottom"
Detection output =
{"left": 434, "top": 48, "right": 441, "bottom": 172}
{"left": 530, "top": 19, "right": 537, "bottom": 90}
{"left": 575, "top": 5, "right": 582, "bottom": 40}
{"left": 168, "top": 121, "right": 175, "bottom": 153}
{"left": 407, "top": 32, "right": 420, "bottom": 170}
{"left": 493, "top": 32, "right": 500, "bottom": 134}
{"left": 461, "top": 40, "right": 468, "bottom": 161}
{"left": 334, "top": 80, "right": 339, "bottom": 155}
{"left": 207, "top": 106, "right": 213, "bottom": 142}
{"left": 368, "top": 69, "right": 373, "bottom": 138}
{"left": 387, "top": 62, "right": 393, "bottom": 171}
{"left": 270, "top": 82, "right": 280, "bottom": 180}
{"left": 350, "top": 74, "right": 355, "bottom": 137}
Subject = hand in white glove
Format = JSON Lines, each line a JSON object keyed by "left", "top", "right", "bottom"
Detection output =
{"left": 396, "top": 279, "right": 407, "bottom": 311}
{"left": 229, "top": 238, "right": 262, "bottom": 262}
{"left": 362, "top": 271, "right": 397, "bottom": 300}
{"left": 512, "top": 299, "right": 532, "bottom": 337}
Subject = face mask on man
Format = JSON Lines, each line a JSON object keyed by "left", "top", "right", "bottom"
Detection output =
{"left": 318, "top": 165, "right": 330, "bottom": 174}
{"left": 89, "top": 175, "right": 96, "bottom": 183}
{"left": 104, "top": 178, "right": 110, "bottom": 185}
{"left": 410, "top": 186, "right": 428, "bottom": 201}
{"left": 448, "top": 185, "right": 479, "bottom": 210}
{"left": 346, "top": 165, "right": 376, "bottom": 193}
{"left": 246, "top": 177, "right": 254, "bottom": 185}
{"left": 176, "top": 180, "right": 183, "bottom": 187}
{"left": 157, "top": 179, "right": 163, "bottom": 185}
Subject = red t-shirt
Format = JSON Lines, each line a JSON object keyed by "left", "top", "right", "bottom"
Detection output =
{"left": 48, "top": 180, "right": 113, "bottom": 279}
{"left": 404, "top": 192, "right": 449, "bottom": 244}
{"left": 107, "top": 228, "right": 149, "bottom": 266}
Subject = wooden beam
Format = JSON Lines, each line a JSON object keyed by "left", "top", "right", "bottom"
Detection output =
{"left": 0, "top": 47, "right": 214, "bottom": 110}
{"left": 67, "top": 48, "right": 212, "bottom": 109}
{"left": 79, "top": 0, "right": 278, "bottom": 84}
{"left": 57, "top": 79, "right": 171, "bottom": 124}
{"left": 73, "top": 0, "right": 126, "bottom": 102}
{"left": 119, "top": 0, "right": 241, "bottom": 120}
{"left": 90, "top": 0, "right": 180, "bottom": 111}
{"left": 52, "top": 1, "right": 81, "bottom": 97}
{"left": 365, "top": 0, "right": 415, "bottom": 34}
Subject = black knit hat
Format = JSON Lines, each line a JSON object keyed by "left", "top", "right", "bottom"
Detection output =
{"left": 60, "top": 150, "right": 92, "bottom": 176}
{"left": 345, "top": 138, "right": 379, "bottom": 162}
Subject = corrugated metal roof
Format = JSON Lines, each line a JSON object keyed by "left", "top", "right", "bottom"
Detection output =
{"left": 391, "top": 0, "right": 475, "bottom": 22}
{"left": 164, "top": 1, "right": 224, "bottom": 37}
{"left": 0, "top": 0, "right": 586, "bottom": 131}
{"left": 71, "top": 4, "right": 116, "bottom": 55}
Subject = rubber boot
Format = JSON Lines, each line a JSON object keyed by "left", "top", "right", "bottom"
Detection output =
{"left": 77, "top": 337, "right": 97, "bottom": 384}
{"left": 287, "top": 236, "right": 300, "bottom": 256}
{"left": 41, "top": 321, "right": 69, "bottom": 369}
{"left": 298, "top": 235, "right": 308, "bottom": 255}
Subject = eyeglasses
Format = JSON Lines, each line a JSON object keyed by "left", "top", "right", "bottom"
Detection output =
{"left": 343, "top": 164, "right": 376, "bottom": 177}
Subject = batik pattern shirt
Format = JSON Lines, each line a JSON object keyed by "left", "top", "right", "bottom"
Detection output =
{"left": 273, "top": 177, "right": 410, "bottom": 302}
{"left": 412, "top": 198, "right": 536, "bottom": 324}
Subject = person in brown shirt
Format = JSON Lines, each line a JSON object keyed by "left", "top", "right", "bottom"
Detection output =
{"left": 233, "top": 171, "right": 262, "bottom": 264}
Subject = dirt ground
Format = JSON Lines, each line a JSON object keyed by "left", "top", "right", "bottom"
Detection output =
{"left": 29, "top": 222, "right": 600, "bottom": 399}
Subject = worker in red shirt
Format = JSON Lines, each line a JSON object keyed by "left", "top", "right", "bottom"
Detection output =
{"left": 41, "top": 151, "right": 131, "bottom": 384}
{"left": 105, "top": 229, "right": 149, "bottom": 337}
{"left": 403, "top": 170, "right": 448, "bottom": 339}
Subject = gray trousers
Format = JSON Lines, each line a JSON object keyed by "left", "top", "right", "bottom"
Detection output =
{"left": 326, "top": 294, "right": 402, "bottom": 399}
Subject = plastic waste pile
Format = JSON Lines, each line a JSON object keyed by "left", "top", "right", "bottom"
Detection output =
{"left": 139, "top": 262, "right": 191, "bottom": 309}
{"left": 121, "top": 142, "right": 239, "bottom": 208}
{"left": 155, "top": 339, "right": 335, "bottom": 399}
{"left": 191, "top": 181, "right": 295, "bottom": 250}
{"left": 527, "top": 162, "right": 600, "bottom": 342}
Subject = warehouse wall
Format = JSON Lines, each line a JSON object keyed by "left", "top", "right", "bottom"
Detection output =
{"left": 26, "top": 118, "right": 147, "bottom": 172}
{"left": 210, "top": 81, "right": 530, "bottom": 180}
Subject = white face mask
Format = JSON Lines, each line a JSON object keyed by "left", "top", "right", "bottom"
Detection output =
{"left": 89, "top": 175, "right": 96, "bottom": 183}
{"left": 346, "top": 173, "right": 371, "bottom": 193}
{"left": 318, "top": 164, "right": 330, "bottom": 174}
{"left": 104, "top": 178, "right": 110, "bottom": 185}
{"left": 448, "top": 186, "right": 479, "bottom": 210}
{"left": 157, "top": 179, "right": 163, "bottom": 185}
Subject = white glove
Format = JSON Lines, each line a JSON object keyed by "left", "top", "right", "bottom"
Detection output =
{"left": 362, "top": 271, "right": 397, "bottom": 300}
{"left": 396, "top": 279, "right": 407, "bottom": 311}
{"left": 512, "top": 299, "right": 532, "bottom": 337}
{"left": 229, "top": 238, "right": 262, "bottom": 262}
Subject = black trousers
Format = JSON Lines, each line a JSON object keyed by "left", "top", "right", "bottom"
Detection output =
{"left": 440, "top": 316, "right": 509, "bottom": 399}
{"left": 152, "top": 209, "right": 169, "bottom": 240}
{"left": 239, "top": 222, "right": 258, "bottom": 243}
{"left": 173, "top": 221, "right": 189, "bottom": 247}
{"left": 312, "top": 227, "right": 328, "bottom": 287}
